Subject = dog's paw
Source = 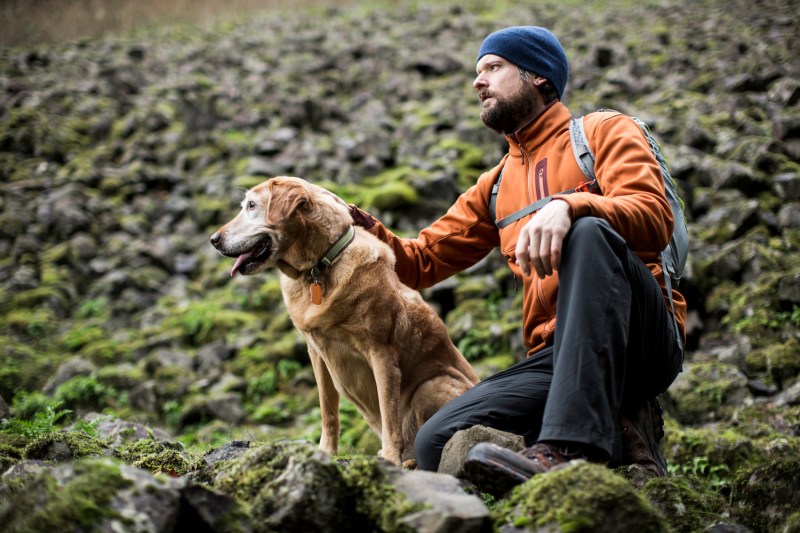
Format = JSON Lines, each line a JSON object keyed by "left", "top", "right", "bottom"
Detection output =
{"left": 377, "top": 448, "right": 403, "bottom": 466}
{"left": 401, "top": 459, "right": 417, "bottom": 470}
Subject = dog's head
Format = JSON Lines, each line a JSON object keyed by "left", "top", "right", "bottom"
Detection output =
{"left": 210, "top": 176, "right": 350, "bottom": 277}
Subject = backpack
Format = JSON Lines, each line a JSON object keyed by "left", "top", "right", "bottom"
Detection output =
{"left": 488, "top": 113, "right": 688, "bottom": 350}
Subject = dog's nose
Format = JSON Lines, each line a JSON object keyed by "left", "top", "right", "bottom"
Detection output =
{"left": 210, "top": 232, "right": 221, "bottom": 247}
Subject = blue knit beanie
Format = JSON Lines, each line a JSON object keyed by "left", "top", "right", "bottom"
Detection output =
{"left": 477, "top": 26, "right": 569, "bottom": 100}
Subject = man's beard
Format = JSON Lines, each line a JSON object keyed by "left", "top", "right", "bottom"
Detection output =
{"left": 480, "top": 84, "right": 536, "bottom": 134}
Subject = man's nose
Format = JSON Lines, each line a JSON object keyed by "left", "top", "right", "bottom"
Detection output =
{"left": 473, "top": 73, "right": 487, "bottom": 90}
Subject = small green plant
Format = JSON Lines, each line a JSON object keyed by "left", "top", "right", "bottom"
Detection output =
{"left": 668, "top": 455, "right": 732, "bottom": 490}
{"left": 0, "top": 395, "right": 72, "bottom": 439}
{"left": 53, "top": 375, "right": 117, "bottom": 411}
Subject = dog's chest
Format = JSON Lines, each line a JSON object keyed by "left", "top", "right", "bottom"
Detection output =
{"left": 307, "top": 330, "right": 380, "bottom": 401}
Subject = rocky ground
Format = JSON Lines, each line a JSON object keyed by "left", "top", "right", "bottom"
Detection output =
{"left": 0, "top": 0, "right": 799, "bottom": 531}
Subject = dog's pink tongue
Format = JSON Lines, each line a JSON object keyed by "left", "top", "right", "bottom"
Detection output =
{"left": 230, "top": 252, "right": 252, "bottom": 277}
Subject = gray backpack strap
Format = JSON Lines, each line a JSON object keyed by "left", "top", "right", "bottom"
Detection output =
{"left": 488, "top": 167, "right": 504, "bottom": 224}
{"left": 570, "top": 117, "right": 596, "bottom": 183}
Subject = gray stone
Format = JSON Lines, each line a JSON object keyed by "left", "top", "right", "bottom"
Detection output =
{"left": 42, "top": 357, "right": 97, "bottom": 394}
{"left": 438, "top": 424, "right": 526, "bottom": 477}
{"left": 82, "top": 413, "right": 173, "bottom": 450}
{"left": 390, "top": 469, "right": 491, "bottom": 533}
{"left": 1, "top": 459, "right": 51, "bottom": 482}
{"left": 773, "top": 173, "right": 800, "bottom": 201}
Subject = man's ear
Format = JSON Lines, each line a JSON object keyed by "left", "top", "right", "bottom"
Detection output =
{"left": 531, "top": 75, "right": 549, "bottom": 88}
{"left": 266, "top": 180, "right": 309, "bottom": 225}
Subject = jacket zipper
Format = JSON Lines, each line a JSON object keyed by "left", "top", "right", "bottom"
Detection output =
{"left": 510, "top": 134, "right": 534, "bottom": 205}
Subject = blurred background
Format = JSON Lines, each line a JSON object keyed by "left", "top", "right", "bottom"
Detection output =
{"left": 1, "top": 0, "right": 360, "bottom": 47}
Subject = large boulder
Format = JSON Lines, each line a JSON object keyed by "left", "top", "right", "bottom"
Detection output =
{"left": 0, "top": 457, "right": 250, "bottom": 533}
{"left": 209, "top": 439, "right": 353, "bottom": 533}
{"left": 491, "top": 461, "right": 668, "bottom": 532}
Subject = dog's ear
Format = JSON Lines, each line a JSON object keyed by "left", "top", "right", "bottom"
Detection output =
{"left": 267, "top": 180, "right": 310, "bottom": 225}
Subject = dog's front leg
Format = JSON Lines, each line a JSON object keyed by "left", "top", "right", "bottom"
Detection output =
{"left": 371, "top": 347, "right": 404, "bottom": 465}
{"left": 308, "top": 346, "right": 339, "bottom": 456}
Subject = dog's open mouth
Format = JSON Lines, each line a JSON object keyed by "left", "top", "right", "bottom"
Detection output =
{"left": 230, "top": 237, "right": 273, "bottom": 276}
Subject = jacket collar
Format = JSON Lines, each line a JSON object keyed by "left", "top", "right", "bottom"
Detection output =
{"left": 506, "top": 101, "right": 571, "bottom": 158}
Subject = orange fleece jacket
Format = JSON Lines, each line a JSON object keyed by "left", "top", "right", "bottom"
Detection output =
{"left": 363, "top": 102, "right": 687, "bottom": 356}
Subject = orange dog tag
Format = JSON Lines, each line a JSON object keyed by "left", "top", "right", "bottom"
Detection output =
{"left": 310, "top": 282, "right": 322, "bottom": 305}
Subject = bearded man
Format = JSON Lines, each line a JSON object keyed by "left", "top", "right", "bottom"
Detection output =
{"left": 348, "top": 26, "right": 685, "bottom": 495}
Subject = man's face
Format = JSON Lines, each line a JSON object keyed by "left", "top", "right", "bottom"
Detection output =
{"left": 474, "top": 54, "right": 538, "bottom": 134}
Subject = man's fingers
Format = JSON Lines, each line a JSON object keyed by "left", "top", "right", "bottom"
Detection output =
{"left": 537, "top": 233, "right": 552, "bottom": 277}
{"left": 515, "top": 230, "right": 532, "bottom": 276}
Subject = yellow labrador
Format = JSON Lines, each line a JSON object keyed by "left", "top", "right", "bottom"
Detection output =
{"left": 210, "top": 176, "right": 479, "bottom": 466}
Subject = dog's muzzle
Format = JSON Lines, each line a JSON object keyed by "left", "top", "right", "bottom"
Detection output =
{"left": 210, "top": 232, "right": 273, "bottom": 276}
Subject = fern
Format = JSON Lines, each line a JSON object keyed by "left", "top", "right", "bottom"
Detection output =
{"left": 0, "top": 403, "right": 73, "bottom": 439}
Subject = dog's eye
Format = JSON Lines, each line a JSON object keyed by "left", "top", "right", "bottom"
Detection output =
{"left": 247, "top": 200, "right": 256, "bottom": 210}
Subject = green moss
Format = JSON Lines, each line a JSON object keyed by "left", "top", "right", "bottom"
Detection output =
{"left": 53, "top": 375, "right": 118, "bottom": 412}
{"left": 0, "top": 338, "right": 50, "bottom": 398}
{"left": 644, "top": 476, "right": 726, "bottom": 532}
{"left": 339, "top": 456, "right": 424, "bottom": 533}
{"left": 211, "top": 439, "right": 351, "bottom": 532}
{"left": 23, "top": 432, "right": 111, "bottom": 462}
{"left": 366, "top": 180, "right": 419, "bottom": 211}
{"left": 437, "top": 138, "right": 486, "bottom": 191}
{"left": 10, "top": 286, "right": 65, "bottom": 310}
{"left": 745, "top": 338, "right": 800, "bottom": 384}
{"left": 668, "top": 362, "right": 748, "bottom": 424}
{"left": 0, "top": 442, "right": 23, "bottom": 471}
{"left": 732, "top": 458, "right": 800, "bottom": 532}
{"left": 4, "top": 307, "right": 58, "bottom": 338}
{"left": 119, "top": 438, "right": 192, "bottom": 476}
{"left": 492, "top": 462, "right": 668, "bottom": 532}
{"left": 163, "top": 296, "right": 263, "bottom": 345}
{"left": 0, "top": 458, "right": 132, "bottom": 532}
{"left": 61, "top": 324, "right": 107, "bottom": 351}
{"left": 664, "top": 423, "right": 767, "bottom": 484}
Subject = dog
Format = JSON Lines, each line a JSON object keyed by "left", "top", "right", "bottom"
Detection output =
{"left": 210, "top": 176, "right": 479, "bottom": 466}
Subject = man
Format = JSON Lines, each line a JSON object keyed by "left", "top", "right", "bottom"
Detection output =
{"left": 349, "top": 26, "right": 685, "bottom": 495}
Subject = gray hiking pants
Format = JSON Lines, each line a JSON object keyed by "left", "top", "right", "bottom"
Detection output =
{"left": 414, "top": 217, "right": 684, "bottom": 471}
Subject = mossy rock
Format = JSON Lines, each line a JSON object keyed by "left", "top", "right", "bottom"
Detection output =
{"left": 23, "top": 432, "right": 112, "bottom": 463}
{"left": 0, "top": 442, "right": 24, "bottom": 472}
{"left": 745, "top": 338, "right": 800, "bottom": 386}
{"left": 663, "top": 423, "right": 765, "bottom": 484}
{"left": 732, "top": 458, "right": 800, "bottom": 533}
{"left": 491, "top": 461, "right": 668, "bottom": 532}
{"left": 643, "top": 475, "right": 727, "bottom": 533}
{"left": 0, "top": 458, "right": 133, "bottom": 532}
{"left": 211, "top": 439, "right": 354, "bottom": 532}
{"left": 665, "top": 361, "right": 750, "bottom": 425}
{"left": 0, "top": 456, "right": 250, "bottom": 532}
{"left": 338, "top": 455, "right": 425, "bottom": 533}
{"left": 118, "top": 438, "right": 193, "bottom": 476}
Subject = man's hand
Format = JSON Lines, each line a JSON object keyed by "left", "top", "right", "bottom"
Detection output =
{"left": 515, "top": 198, "right": 573, "bottom": 278}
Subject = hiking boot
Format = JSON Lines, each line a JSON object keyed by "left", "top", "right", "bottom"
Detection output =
{"left": 463, "top": 441, "right": 603, "bottom": 497}
{"left": 619, "top": 398, "right": 668, "bottom": 477}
